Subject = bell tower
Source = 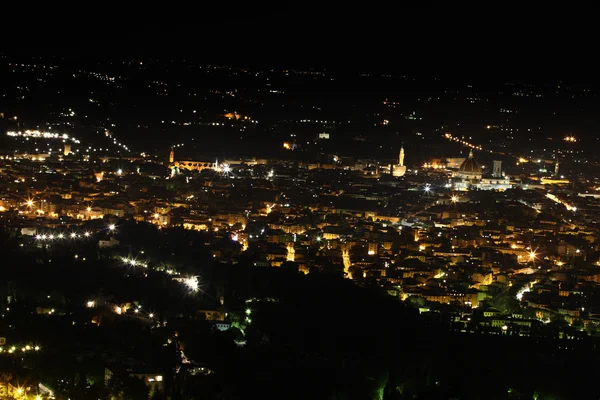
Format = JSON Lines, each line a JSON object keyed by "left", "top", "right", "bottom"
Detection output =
{"left": 399, "top": 144, "right": 405, "bottom": 167}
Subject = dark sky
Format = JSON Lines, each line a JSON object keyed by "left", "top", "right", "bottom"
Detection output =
{"left": 4, "top": 11, "right": 597, "bottom": 81}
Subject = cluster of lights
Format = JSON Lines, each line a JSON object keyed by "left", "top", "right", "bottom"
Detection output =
{"left": 7, "top": 130, "right": 80, "bottom": 144}
{"left": 422, "top": 163, "right": 444, "bottom": 169}
{"left": 516, "top": 283, "right": 535, "bottom": 301}
{"left": 564, "top": 136, "right": 577, "bottom": 142}
{"left": 35, "top": 231, "right": 91, "bottom": 240}
{"left": 0, "top": 344, "right": 40, "bottom": 354}
{"left": 120, "top": 257, "right": 148, "bottom": 268}
{"left": 443, "top": 133, "right": 484, "bottom": 151}
{"left": 112, "top": 138, "right": 130, "bottom": 152}
{"left": 34, "top": 223, "right": 116, "bottom": 242}
{"left": 546, "top": 193, "right": 577, "bottom": 212}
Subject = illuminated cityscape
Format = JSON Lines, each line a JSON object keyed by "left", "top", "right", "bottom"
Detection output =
{"left": 0, "top": 27, "right": 599, "bottom": 400}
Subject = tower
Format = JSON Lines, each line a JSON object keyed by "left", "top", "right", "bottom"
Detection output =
{"left": 393, "top": 144, "right": 407, "bottom": 177}
{"left": 64, "top": 143, "right": 71, "bottom": 156}
{"left": 555, "top": 161, "right": 559, "bottom": 176}
{"left": 493, "top": 160, "right": 502, "bottom": 178}
{"left": 169, "top": 145, "right": 174, "bottom": 164}
{"left": 399, "top": 144, "right": 405, "bottom": 167}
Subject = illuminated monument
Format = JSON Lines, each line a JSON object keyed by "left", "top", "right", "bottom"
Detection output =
{"left": 457, "top": 149, "right": 482, "bottom": 181}
{"left": 167, "top": 145, "right": 265, "bottom": 176}
{"left": 453, "top": 149, "right": 511, "bottom": 190}
{"left": 392, "top": 144, "right": 406, "bottom": 177}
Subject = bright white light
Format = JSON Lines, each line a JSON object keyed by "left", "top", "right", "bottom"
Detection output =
{"left": 70, "top": 232, "right": 77, "bottom": 238}
{"left": 149, "top": 313, "right": 154, "bottom": 318}
{"left": 117, "top": 169, "right": 122, "bottom": 175}
{"left": 424, "top": 186, "right": 431, "bottom": 192}
{"left": 58, "top": 233, "right": 64, "bottom": 239}
{"left": 183, "top": 276, "right": 199, "bottom": 292}
{"left": 222, "top": 164, "right": 231, "bottom": 173}
{"left": 108, "top": 224, "right": 115, "bottom": 231}
{"left": 516, "top": 286, "right": 531, "bottom": 300}
{"left": 86, "top": 301, "right": 95, "bottom": 308}
{"left": 84, "top": 231, "right": 90, "bottom": 237}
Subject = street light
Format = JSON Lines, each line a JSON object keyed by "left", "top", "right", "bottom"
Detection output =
{"left": 109, "top": 224, "right": 116, "bottom": 231}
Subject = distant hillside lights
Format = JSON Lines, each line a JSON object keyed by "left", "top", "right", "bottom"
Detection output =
{"left": 6, "top": 130, "right": 80, "bottom": 144}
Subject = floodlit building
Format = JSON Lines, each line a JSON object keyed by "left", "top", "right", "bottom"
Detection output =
{"left": 453, "top": 150, "right": 511, "bottom": 190}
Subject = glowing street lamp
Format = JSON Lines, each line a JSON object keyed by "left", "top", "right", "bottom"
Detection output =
{"left": 108, "top": 224, "right": 116, "bottom": 231}
{"left": 183, "top": 276, "right": 199, "bottom": 292}
{"left": 529, "top": 251, "right": 537, "bottom": 261}
{"left": 451, "top": 195, "right": 459, "bottom": 203}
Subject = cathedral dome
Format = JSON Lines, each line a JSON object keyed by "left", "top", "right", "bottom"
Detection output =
{"left": 459, "top": 149, "right": 482, "bottom": 175}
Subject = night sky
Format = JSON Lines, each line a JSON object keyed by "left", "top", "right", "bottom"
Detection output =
{"left": 5, "top": 14, "right": 596, "bottom": 83}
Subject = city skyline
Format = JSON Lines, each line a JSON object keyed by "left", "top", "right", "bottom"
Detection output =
{"left": 0, "top": 39, "right": 599, "bottom": 399}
